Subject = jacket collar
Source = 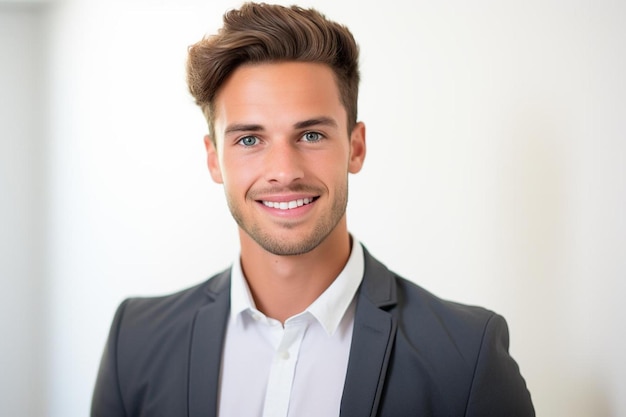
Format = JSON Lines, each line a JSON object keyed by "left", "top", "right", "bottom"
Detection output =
{"left": 340, "top": 246, "right": 398, "bottom": 417}
{"left": 187, "top": 246, "right": 399, "bottom": 417}
{"left": 188, "top": 268, "right": 231, "bottom": 417}
{"left": 360, "top": 245, "right": 398, "bottom": 309}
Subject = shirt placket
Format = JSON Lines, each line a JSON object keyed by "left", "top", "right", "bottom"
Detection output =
{"left": 261, "top": 316, "right": 309, "bottom": 417}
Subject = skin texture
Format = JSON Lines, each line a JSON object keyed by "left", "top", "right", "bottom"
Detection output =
{"left": 204, "top": 62, "right": 366, "bottom": 322}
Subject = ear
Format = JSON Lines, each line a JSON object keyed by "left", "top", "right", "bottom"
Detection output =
{"left": 348, "top": 122, "right": 366, "bottom": 174}
{"left": 204, "top": 135, "right": 223, "bottom": 184}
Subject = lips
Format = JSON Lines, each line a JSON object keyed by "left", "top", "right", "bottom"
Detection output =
{"left": 261, "top": 197, "right": 316, "bottom": 210}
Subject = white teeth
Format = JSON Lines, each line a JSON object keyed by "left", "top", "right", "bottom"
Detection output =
{"left": 263, "top": 197, "right": 314, "bottom": 210}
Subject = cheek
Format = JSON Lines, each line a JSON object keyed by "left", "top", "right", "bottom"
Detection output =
{"left": 220, "top": 157, "right": 257, "bottom": 193}
{"left": 320, "top": 156, "right": 350, "bottom": 186}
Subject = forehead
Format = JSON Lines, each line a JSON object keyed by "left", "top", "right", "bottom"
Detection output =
{"left": 213, "top": 62, "right": 347, "bottom": 132}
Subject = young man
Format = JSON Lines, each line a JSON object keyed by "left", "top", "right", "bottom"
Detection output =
{"left": 92, "top": 3, "right": 535, "bottom": 416}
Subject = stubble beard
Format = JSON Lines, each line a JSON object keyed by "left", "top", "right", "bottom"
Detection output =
{"left": 226, "top": 181, "right": 349, "bottom": 256}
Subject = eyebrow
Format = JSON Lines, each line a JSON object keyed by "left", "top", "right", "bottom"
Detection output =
{"left": 224, "top": 123, "right": 264, "bottom": 135}
{"left": 293, "top": 117, "right": 338, "bottom": 130}
{"left": 224, "top": 117, "right": 338, "bottom": 135}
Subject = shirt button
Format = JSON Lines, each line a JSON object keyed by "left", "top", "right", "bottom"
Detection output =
{"left": 251, "top": 313, "right": 261, "bottom": 321}
{"left": 279, "top": 351, "right": 290, "bottom": 360}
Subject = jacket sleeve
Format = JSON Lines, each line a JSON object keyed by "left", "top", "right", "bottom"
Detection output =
{"left": 91, "top": 299, "right": 129, "bottom": 417}
{"left": 464, "top": 313, "right": 535, "bottom": 417}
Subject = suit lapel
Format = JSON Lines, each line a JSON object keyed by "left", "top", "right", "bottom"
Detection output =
{"left": 185, "top": 249, "right": 397, "bottom": 417}
{"left": 340, "top": 248, "right": 398, "bottom": 417}
{"left": 188, "top": 270, "right": 231, "bottom": 417}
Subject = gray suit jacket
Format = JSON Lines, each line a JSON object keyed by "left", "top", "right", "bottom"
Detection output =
{"left": 92, "top": 247, "right": 535, "bottom": 416}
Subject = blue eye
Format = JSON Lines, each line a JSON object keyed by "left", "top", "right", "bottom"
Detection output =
{"left": 238, "top": 136, "right": 258, "bottom": 146}
{"left": 302, "top": 132, "right": 323, "bottom": 142}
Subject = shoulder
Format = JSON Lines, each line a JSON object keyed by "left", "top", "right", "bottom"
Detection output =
{"left": 105, "top": 269, "right": 231, "bottom": 387}
{"left": 112, "top": 268, "right": 231, "bottom": 343}
{"left": 360, "top": 247, "right": 503, "bottom": 365}
{"left": 123, "top": 268, "right": 229, "bottom": 313}
{"left": 394, "top": 275, "right": 497, "bottom": 337}
{"left": 390, "top": 277, "right": 534, "bottom": 416}
{"left": 93, "top": 269, "right": 232, "bottom": 415}
{"left": 360, "top": 247, "right": 495, "bottom": 334}
{"left": 359, "top": 250, "right": 535, "bottom": 415}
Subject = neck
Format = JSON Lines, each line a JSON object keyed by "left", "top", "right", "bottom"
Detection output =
{"left": 238, "top": 219, "right": 351, "bottom": 323}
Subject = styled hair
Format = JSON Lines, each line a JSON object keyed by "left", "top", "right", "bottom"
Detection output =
{"left": 186, "top": 2, "right": 360, "bottom": 141}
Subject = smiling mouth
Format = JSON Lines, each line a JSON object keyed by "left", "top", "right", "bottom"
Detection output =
{"left": 261, "top": 197, "right": 318, "bottom": 210}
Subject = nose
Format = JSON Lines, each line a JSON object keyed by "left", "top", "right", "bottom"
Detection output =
{"left": 262, "top": 140, "right": 304, "bottom": 185}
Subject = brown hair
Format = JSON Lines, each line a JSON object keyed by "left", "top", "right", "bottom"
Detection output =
{"left": 186, "top": 2, "right": 360, "bottom": 142}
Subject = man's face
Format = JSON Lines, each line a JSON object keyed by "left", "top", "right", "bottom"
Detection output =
{"left": 205, "top": 62, "right": 365, "bottom": 256}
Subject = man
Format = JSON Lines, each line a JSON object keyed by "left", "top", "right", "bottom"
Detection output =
{"left": 92, "top": 3, "right": 535, "bottom": 416}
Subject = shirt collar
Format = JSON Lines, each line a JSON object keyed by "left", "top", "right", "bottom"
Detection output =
{"left": 230, "top": 252, "right": 258, "bottom": 318}
{"left": 229, "top": 237, "right": 365, "bottom": 335}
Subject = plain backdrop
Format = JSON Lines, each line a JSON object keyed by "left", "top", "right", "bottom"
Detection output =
{"left": 1, "top": 0, "right": 625, "bottom": 416}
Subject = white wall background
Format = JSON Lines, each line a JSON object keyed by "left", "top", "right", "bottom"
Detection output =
{"left": 0, "top": 2, "right": 46, "bottom": 416}
{"left": 1, "top": 0, "right": 624, "bottom": 416}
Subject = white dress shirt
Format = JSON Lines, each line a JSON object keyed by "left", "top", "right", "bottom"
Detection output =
{"left": 218, "top": 240, "right": 364, "bottom": 417}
